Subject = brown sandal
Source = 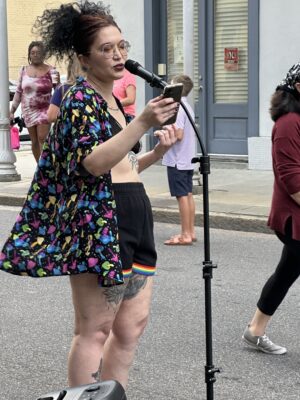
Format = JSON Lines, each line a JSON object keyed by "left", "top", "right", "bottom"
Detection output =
{"left": 164, "top": 236, "right": 193, "bottom": 246}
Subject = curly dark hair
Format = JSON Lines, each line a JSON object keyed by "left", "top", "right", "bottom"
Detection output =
{"left": 28, "top": 41, "right": 45, "bottom": 64}
{"left": 33, "top": 1, "right": 120, "bottom": 61}
{"left": 270, "top": 89, "right": 300, "bottom": 121}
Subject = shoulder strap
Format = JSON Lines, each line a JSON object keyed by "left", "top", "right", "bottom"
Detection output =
{"left": 20, "top": 66, "right": 25, "bottom": 81}
{"left": 61, "top": 84, "right": 66, "bottom": 98}
{"left": 60, "top": 84, "right": 72, "bottom": 103}
{"left": 114, "top": 96, "right": 126, "bottom": 116}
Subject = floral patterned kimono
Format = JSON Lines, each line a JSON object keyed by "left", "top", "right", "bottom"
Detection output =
{"left": 1, "top": 77, "right": 130, "bottom": 287}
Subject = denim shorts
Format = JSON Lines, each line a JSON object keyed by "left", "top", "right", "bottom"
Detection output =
{"left": 167, "top": 166, "right": 194, "bottom": 197}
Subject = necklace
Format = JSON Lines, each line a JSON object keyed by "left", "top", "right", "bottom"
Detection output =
{"left": 107, "top": 104, "right": 120, "bottom": 112}
{"left": 87, "top": 77, "right": 120, "bottom": 112}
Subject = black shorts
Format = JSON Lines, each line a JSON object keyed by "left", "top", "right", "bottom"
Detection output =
{"left": 113, "top": 182, "right": 157, "bottom": 278}
{"left": 167, "top": 166, "right": 194, "bottom": 197}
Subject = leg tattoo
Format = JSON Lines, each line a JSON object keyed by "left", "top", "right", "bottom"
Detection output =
{"left": 103, "top": 285, "right": 126, "bottom": 311}
{"left": 91, "top": 358, "right": 103, "bottom": 382}
{"left": 123, "top": 275, "right": 147, "bottom": 301}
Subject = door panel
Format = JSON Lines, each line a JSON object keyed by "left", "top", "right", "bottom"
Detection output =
{"left": 198, "top": 0, "right": 249, "bottom": 155}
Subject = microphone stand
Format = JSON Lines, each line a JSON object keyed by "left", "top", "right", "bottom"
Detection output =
{"left": 179, "top": 100, "right": 221, "bottom": 400}
{"left": 180, "top": 101, "right": 221, "bottom": 400}
{"left": 147, "top": 75, "right": 221, "bottom": 399}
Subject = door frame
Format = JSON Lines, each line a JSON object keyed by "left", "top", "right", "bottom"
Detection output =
{"left": 144, "top": 0, "right": 167, "bottom": 102}
{"left": 144, "top": 0, "right": 167, "bottom": 148}
{"left": 248, "top": 0, "right": 259, "bottom": 138}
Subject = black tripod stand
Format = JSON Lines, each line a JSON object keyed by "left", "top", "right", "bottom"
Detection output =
{"left": 124, "top": 60, "right": 222, "bottom": 398}
{"left": 179, "top": 100, "right": 221, "bottom": 400}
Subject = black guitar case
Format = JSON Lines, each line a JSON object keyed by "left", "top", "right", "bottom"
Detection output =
{"left": 36, "top": 380, "right": 126, "bottom": 400}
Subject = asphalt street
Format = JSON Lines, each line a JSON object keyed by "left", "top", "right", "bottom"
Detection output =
{"left": 0, "top": 206, "right": 299, "bottom": 400}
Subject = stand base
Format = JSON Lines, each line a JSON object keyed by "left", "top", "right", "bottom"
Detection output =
{"left": 37, "top": 380, "right": 126, "bottom": 400}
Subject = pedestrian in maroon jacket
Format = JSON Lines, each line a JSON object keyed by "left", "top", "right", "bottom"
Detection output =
{"left": 242, "top": 63, "right": 300, "bottom": 355}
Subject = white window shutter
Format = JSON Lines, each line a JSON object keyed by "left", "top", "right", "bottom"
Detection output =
{"left": 167, "top": 0, "right": 199, "bottom": 103}
{"left": 214, "top": 0, "right": 248, "bottom": 103}
{"left": 167, "top": 0, "right": 184, "bottom": 80}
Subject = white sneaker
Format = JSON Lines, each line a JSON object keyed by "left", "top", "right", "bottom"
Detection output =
{"left": 242, "top": 325, "right": 287, "bottom": 355}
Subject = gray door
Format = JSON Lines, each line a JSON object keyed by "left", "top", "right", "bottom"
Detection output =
{"left": 198, "top": 0, "right": 253, "bottom": 155}
{"left": 144, "top": 0, "right": 259, "bottom": 154}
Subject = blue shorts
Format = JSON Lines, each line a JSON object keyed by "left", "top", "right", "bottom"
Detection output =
{"left": 167, "top": 166, "right": 194, "bottom": 197}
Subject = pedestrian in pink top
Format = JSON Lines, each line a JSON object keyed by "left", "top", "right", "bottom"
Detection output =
{"left": 113, "top": 68, "right": 136, "bottom": 116}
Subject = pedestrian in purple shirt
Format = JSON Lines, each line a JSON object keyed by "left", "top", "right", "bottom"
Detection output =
{"left": 243, "top": 63, "right": 300, "bottom": 355}
{"left": 162, "top": 75, "right": 197, "bottom": 245}
{"left": 47, "top": 55, "right": 84, "bottom": 123}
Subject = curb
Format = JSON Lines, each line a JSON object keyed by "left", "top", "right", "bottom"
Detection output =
{"left": 152, "top": 208, "right": 272, "bottom": 235}
{"left": 0, "top": 195, "right": 25, "bottom": 207}
{"left": 0, "top": 195, "right": 271, "bottom": 235}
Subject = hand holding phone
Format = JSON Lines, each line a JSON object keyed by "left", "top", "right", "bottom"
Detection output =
{"left": 162, "top": 83, "right": 183, "bottom": 125}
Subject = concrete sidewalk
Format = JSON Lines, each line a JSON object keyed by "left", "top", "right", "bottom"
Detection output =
{"left": 0, "top": 146, "right": 274, "bottom": 233}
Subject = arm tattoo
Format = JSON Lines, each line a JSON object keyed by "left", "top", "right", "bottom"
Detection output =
{"left": 123, "top": 274, "right": 147, "bottom": 301}
{"left": 128, "top": 151, "right": 139, "bottom": 171}
{"left": 103, "top": 285, "right": 126, "bottom": 311}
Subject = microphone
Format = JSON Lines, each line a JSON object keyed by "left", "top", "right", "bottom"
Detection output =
{"left": 125, "top": 59, "right": 167, "bottom": 89}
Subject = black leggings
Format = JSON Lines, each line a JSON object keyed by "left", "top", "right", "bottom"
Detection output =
{"left": 257, "top": 218, "right": 300, "bottom": 315}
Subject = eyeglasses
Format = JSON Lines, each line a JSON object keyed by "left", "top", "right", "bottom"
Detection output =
{"left": 99, "top": 40, "right": 131, "bottom": 59}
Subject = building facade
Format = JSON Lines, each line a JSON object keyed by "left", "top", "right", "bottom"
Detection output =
{"left": 7, "top": 0, "right": 300, "bottom": 169}
{"left": 142, "top": 0, "right": 300, "bottom": 170}
{"left": 7, "top": 1, "right": 69, "bottom": 79}
{"left": 114, "top": 0, "right": 300, "bottom": 169}
{"left": 7, "top": 0, "right": 146, "bottom": 111}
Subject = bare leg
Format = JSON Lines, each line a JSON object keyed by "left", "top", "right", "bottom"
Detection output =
{"left": 177, "top": 195, "right": 193, "bottom": 241}
{"left": 68, "top": 273, "right": 126, "bottom": 387}
{"left": 188, "top": 192, "right": 196, "bottom": 240}
{"left": 27, "top": 126, "right": 40, "bottom": 162}
{"left": 248, "top": 308, "right": 272, "bottom": 336}
{"left": 101, "top": 275, "right": 153, "bottom": 389}
{"left": 36, "top": 124, "right": 50, "bottom": 155}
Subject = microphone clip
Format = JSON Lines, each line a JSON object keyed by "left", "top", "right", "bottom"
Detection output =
{"left": 148, "top": 74, "right": 167, "bottom": 89}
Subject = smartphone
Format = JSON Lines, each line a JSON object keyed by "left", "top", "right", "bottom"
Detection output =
{"left": 162, "top": 83, "right": 183, "bottom": 125}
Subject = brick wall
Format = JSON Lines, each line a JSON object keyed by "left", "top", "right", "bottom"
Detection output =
{"left": 7, "top": 1, "right": 70, "bottom": 79}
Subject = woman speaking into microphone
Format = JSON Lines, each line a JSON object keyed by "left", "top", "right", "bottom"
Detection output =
{"left": 0, "top": 0, "right": 181, "bottom": 392}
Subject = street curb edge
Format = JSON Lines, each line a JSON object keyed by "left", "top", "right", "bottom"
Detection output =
{"left": 152, "top": 208, "right": 272, "bottom": 235}
{"left": 0, "top": 195, "right": 272, "bottom": 235}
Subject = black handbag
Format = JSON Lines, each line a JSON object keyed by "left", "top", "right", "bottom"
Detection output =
{"left": 10, "top": 116, "right": 26, "bottom": 132}
{"left": 36, "top": 380, "right": 126, "bottom": 400}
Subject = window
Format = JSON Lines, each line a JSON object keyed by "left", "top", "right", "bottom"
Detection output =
{"left": 214, "top": 0, "right": 248, "bottom": 103}
{"left": 167, "top": 0, "right": 199, "bottom": 103}
{"left": 167, "top": 0, "right": 184, "bottom": 79}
